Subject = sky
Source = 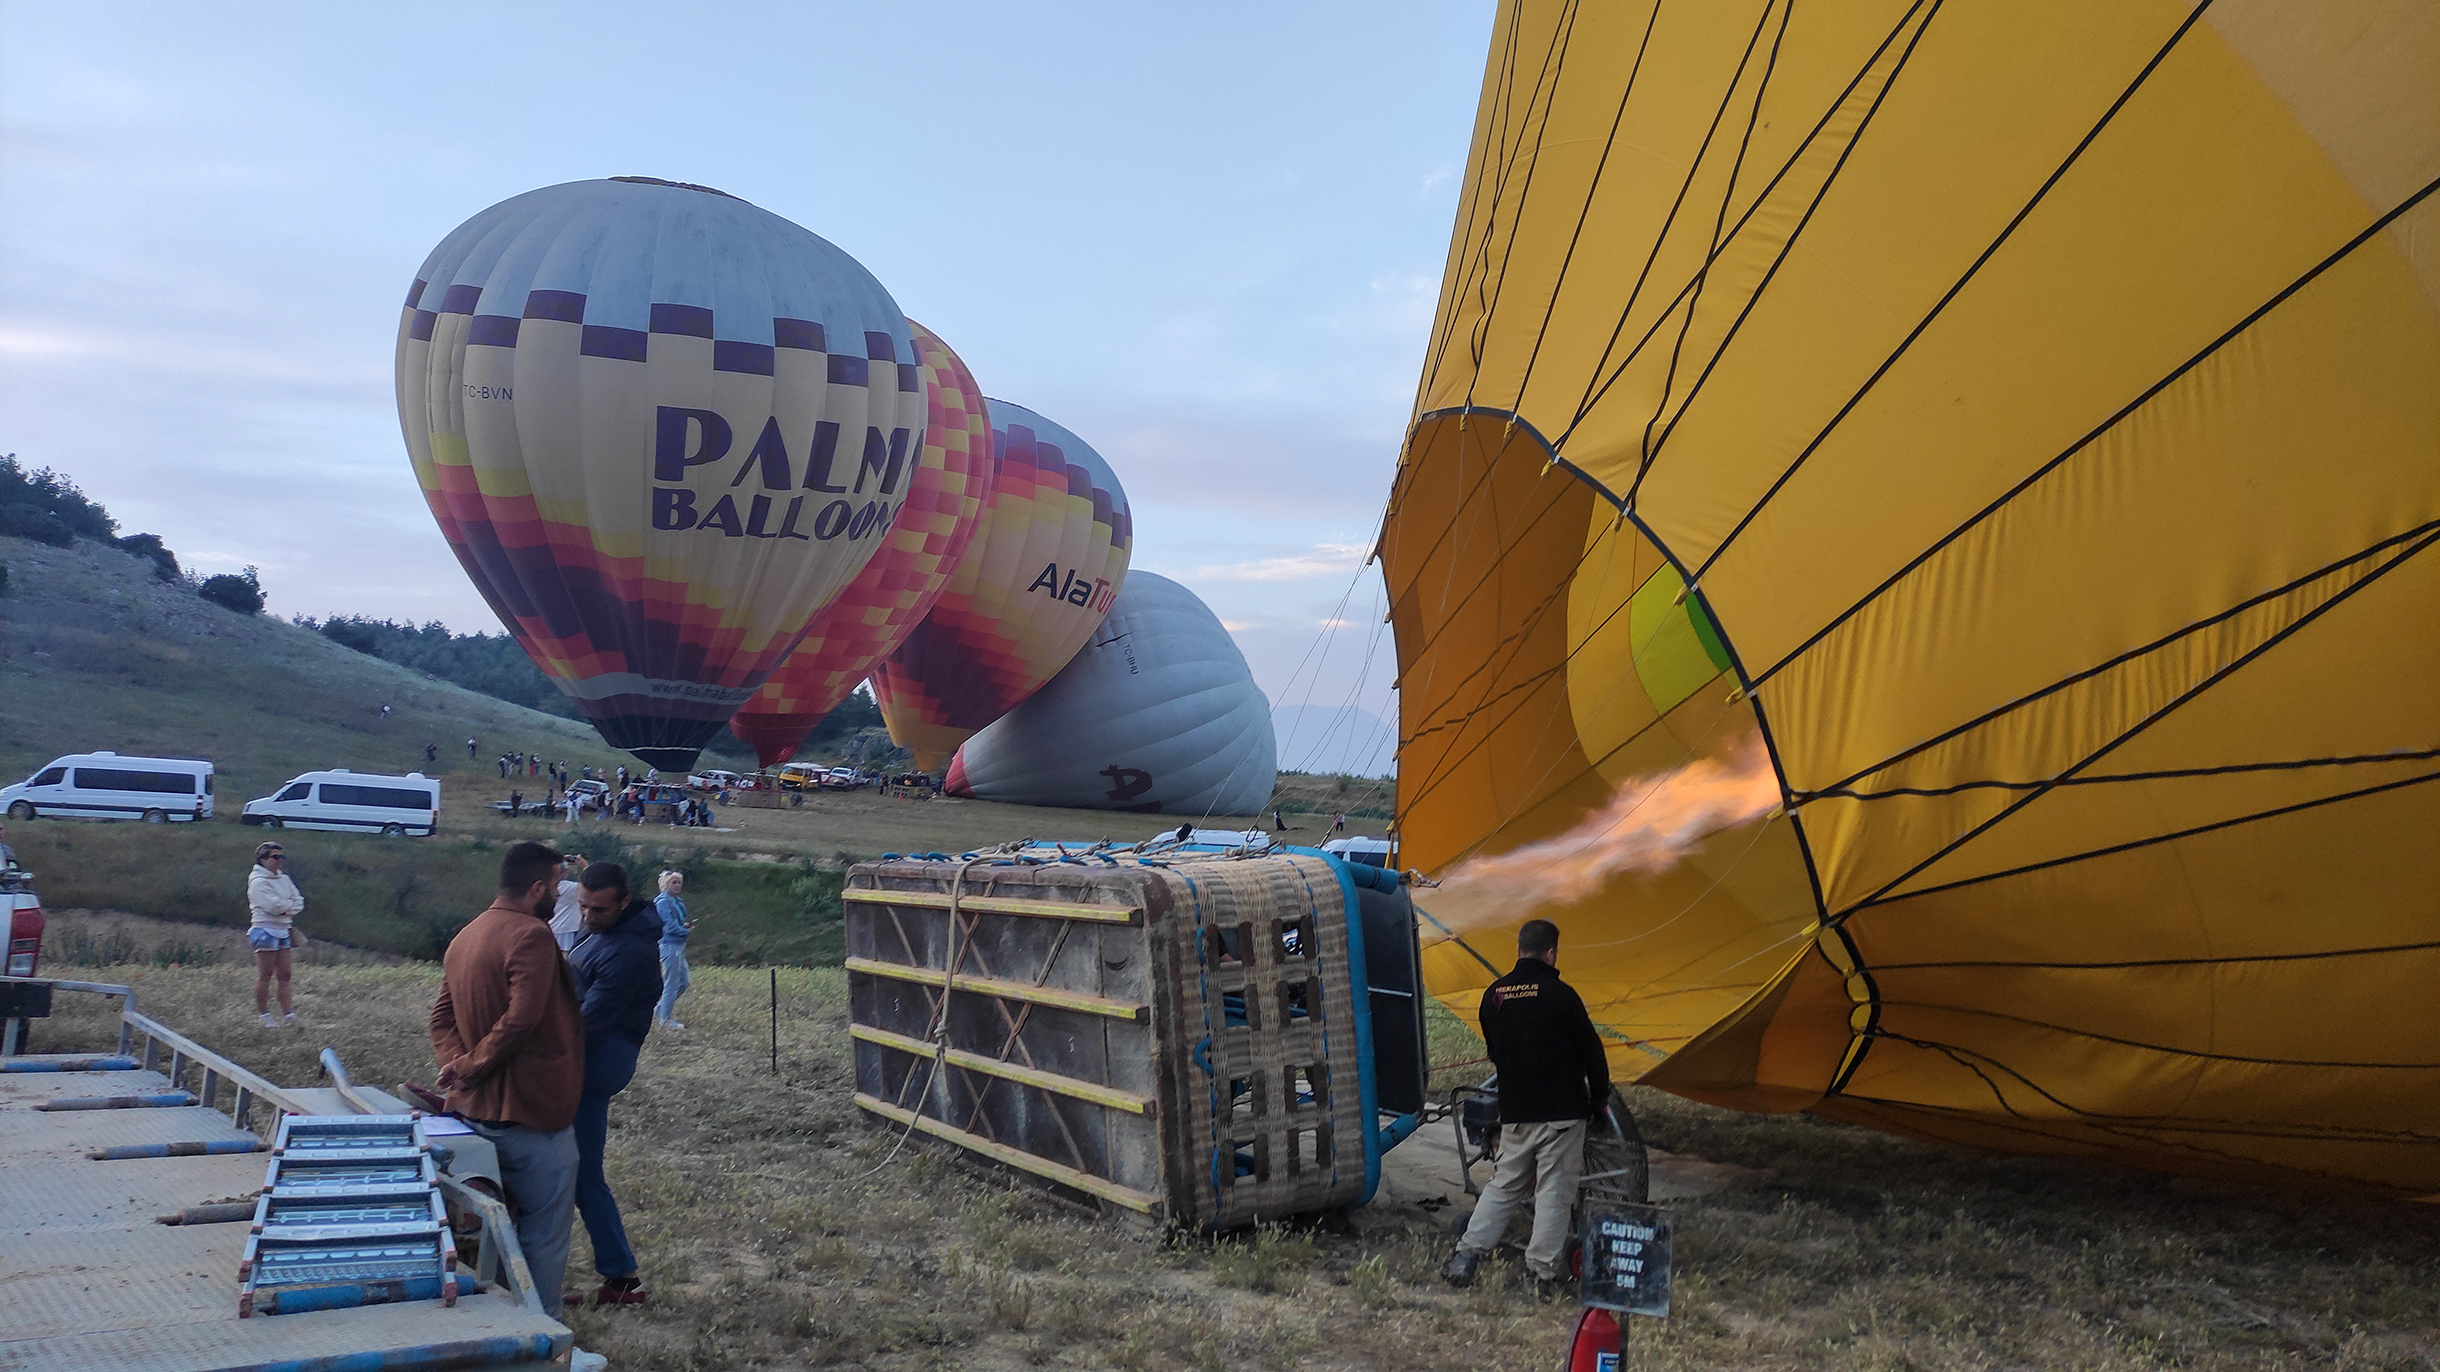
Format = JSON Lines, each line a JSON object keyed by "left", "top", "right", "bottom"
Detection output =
{"left": 0, "top": 2, "right": 1496, "bottom": 777}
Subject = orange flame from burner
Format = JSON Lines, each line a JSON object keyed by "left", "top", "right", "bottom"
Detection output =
{"left": 1433, "top": 736, "right": 1781, "bottom": 930}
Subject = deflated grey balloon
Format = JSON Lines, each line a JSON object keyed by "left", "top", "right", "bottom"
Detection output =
{"left": 943, "top": 573, "right": 1276, "bottom": 815}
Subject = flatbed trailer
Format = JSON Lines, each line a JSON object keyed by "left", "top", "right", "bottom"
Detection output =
{"left": 0, "top": 978, "right": 568, "bottom": 1371}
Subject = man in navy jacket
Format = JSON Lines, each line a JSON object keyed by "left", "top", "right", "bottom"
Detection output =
{"left": 565, "top": 862, "right": 662, "bottom": 1307}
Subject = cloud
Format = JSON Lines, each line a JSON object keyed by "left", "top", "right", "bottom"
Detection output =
{"left": 1194, "top": 542, "right": 1369, "bottom": 583}
{"left": 0, "top": 316, "right": 384, "bottom": 394}
{"left": 0, "top": 325, "right": 108, "bottom": 358}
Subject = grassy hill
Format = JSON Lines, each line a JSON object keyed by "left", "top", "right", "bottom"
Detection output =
{"left": 0, "top": 535, "right": 840, "bottom": 959}
{"left": 0, "top": 535, "right": 1394, "bottom": 963}
{"left": 0, "top": 533, "right": 613, "bottom": 803}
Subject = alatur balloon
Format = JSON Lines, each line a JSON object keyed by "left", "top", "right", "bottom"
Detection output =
{"left": 396, "top": 176, "right": 925, "bottom": 769}
{"left": 871, "top": 400, "right": 1132, "bottom": 771}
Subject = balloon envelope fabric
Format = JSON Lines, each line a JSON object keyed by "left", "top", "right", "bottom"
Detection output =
{"left": 396, "top": 177, "right": 925, "bottom": 769}
{"left": 871, "top": 400, "right": 1133, "bottom": 771}
{"left": 728, "top": 320, "right": 996, "bottom": 767}
{"left": 944, "top": 572, "right": 1277, "bottom": 815}
{"left": 1382, "top": 1, "right": 2440, "bottom": 1194}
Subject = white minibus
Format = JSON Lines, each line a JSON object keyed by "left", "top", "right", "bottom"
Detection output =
{"left": 242, "top": 770, "right": 441, "bottom": 837}
{"left": 0, "top": 752, "right": 215, "bottom": 823}
{"left": 1321, "top": 836, "right": 1395, "bottom": 869}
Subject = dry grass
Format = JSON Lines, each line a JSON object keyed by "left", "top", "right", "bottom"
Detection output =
{"left": 29, "top": 958, "right": 2439, "bottom": 1371}
{"left": 36, "top": 906, "right": 410, "bottom": 970}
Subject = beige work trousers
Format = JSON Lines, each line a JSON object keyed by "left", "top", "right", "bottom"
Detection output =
{"left": 1458, "top": 1117, "right": 1587, "bottom": 1280}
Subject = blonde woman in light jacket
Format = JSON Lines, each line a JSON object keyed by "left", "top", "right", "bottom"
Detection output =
{"left": 247, "top": 841, "right": 306, "bottom": 1027}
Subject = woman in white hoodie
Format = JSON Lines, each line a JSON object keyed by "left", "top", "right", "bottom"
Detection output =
{"left": 247, "top": 841, "right": 306, "bottom": 1027}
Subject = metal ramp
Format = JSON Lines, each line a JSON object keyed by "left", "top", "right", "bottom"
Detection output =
{"left": 0, "top": 978, "right": 568, "bottom": 1372}
{"left": 238, "top": 1116, "right": 456, "bottom": 1318}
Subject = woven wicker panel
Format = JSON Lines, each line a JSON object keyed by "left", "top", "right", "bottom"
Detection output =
{"left": 1148, "top": 855, "right": 1367, "bottom": 1229}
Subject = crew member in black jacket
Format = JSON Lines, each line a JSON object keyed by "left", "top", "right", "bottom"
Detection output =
{"left": 1442, "top": 918, "right": 1611, "bottom": 1291}
{"left": 566, "top": 862, "right": 662, "bottom": 1308}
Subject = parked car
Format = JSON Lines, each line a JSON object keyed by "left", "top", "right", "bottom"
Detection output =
{"left": 686, "top": 769, "right": 740, "bottom": 792}
{"left": 776, "top": 763, "right": 827, "bottom": 792}
{"left": 1, "top": 752, "right": 215, "bottom": 823}
{"left": 241, "top": 770, "right": 440, "bottom": 837}
{"left": 567, "top": 778, "right": 611, "bottom": 807}
{"left": 1321, "top": 836, "right": 1394, "bottom": 869}
{"left": 817, "top": 767, "right": 864, "bottom": 790}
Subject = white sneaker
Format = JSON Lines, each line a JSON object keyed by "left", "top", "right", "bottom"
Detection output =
{"left": 662, "top": 1020, "right": 684, "bottom": 1031}
{"left": 570, "top": 1348, "right": 609, "bottom": 1371}
{"left": 281, "top": 1013, "right": 298, "bottom": 1027}
{"left": 259, "top": 1013, "right": 279, "bottom": 1028}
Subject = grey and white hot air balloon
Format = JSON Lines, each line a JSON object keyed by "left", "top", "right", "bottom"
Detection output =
{"left": 941, "top": 573, "right": 1276, "bottom": 815}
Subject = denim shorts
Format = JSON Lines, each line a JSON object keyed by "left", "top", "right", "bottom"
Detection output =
{"left": 247, "top": 927, "right": 293, "bottom": 952}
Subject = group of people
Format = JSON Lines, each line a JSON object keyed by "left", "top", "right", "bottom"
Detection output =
{"left": 1265, "top": 809, "right": 1353, "bottom": 835}
{"left": 499, "top": 751, "right": 560, "bottom": 781}
{"left": 237, "top": 826, "right": 1610, "bottom": 1317}
{"left": 241, "top": 838, "right": 701, "bottom": 1333}
{"left": 421, "top": 841, "right": 700, "bottom": 1329}
{"left": 535, "top": 788, "right": 717, "bottom": 827}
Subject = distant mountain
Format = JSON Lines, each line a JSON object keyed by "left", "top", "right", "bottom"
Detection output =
{"left": 1270, "top": 704, "right": 1395, "bottom": 778}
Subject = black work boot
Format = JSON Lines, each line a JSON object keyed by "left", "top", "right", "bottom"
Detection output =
{"left": 1440, "top": 1247, "right": 1481, "bottom": 1288}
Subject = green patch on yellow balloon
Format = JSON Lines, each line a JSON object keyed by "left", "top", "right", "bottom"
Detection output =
{"left": 1627, "top": 564, "right": 1733, "bottom": 716}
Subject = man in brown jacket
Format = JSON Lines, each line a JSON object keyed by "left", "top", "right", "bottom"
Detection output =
{"left": 431, "top": 840, "right": 586, "bottom": 1318}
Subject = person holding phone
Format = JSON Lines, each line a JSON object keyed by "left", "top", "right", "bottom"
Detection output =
{"left": 548, "top": 854, "right": 588, "bottom": 952}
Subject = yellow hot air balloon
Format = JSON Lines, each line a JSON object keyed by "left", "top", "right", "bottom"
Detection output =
{"left": 1384, "top": 0, "right": 2440, "bottom": 1195}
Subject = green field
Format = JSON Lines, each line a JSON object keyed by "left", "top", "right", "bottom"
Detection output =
{"left": 0, "top": 533, "right": 1389, "bottom": 962}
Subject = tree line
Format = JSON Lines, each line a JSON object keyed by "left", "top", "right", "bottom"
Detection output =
{"left": 0, "top": 452, "right": 261, "bottom": 611}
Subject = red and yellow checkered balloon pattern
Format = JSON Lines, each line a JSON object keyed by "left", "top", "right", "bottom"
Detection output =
{"left": 728, "top": 320, "right": 995, "bottom": 766}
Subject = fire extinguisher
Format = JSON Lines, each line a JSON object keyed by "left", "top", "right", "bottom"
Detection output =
{"left": 1563, "top": 1306, "right": 1620, "bottom": 1371}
